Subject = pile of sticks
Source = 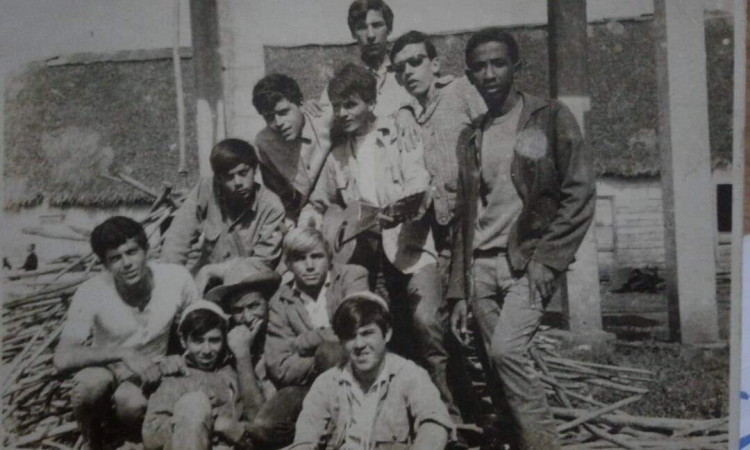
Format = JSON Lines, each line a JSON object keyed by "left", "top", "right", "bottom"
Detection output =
{"left": 2, "top": 175, "right": 184, "bottom": 449}
{"left": 1, "top": 174, "right": 729, "bottom": 449}
{"left": 531, "top": 335, "right": 728, "bottom": 450}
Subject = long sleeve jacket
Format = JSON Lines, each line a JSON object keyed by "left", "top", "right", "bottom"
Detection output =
{"left": 161, "top": 177, "right": 285, "bottom": 276}
{"left": 264, "top": 264, "right": 369, "bottom": 388}
{"left": 447, "top": 92, "right": 596, "bottom": 301}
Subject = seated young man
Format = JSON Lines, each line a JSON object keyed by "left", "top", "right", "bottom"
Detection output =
{"left": 142, "top": 300, "right": 261, "bottom": 449}
{"left": 161, "top": 138, "right": 285, "bottom": 294}
{"left": 53, "top": 216, "right": 200, "bottom": 448}
{"left": 252, "top": 74, "right": 331, "bottom": 222}
{"left": 265, "top": 227, "right": 369, "bottom": 388}
{"left": 290, "top": 292, "right": 455, "bottom": 450}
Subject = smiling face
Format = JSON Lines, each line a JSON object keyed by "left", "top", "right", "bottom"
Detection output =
{"left": 332, "top": 93, "right": 374, "bottom": 135}
{"left": 342, "top": 322, "right": 391, "bottom": 381}
{"left": 218, "top": 163, "right": 255, "bottom": 202}
{"left": 264, "top": 98, "right": 305, "bottom": 142}
{"left": 392, "top": 43, "right": 439, "bottom": 101}
{"left": 289, "top": 243, "right": 330, "bottom": 293}
{"left": 352, "top": 9, "right": 390, "bottom": 64}
{"left": 182, "top": 327, "right": 224, "bottom": 371}
{"left": 227, "top": 291, "right": 268, "bottom": 329}
{"left": 103, "top": 238, "right": 149, "bottom": 289}
{"left": 466, "top": 41, "right": 517, "bottom": 111}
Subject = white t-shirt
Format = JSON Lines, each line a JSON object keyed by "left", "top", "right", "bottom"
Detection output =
{"left": 60, "top": 262, "right": 199, "bottom": 360}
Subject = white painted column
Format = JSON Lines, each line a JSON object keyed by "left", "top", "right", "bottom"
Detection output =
{"left": 654, "top": 0, "right": 719, "bottom": 343}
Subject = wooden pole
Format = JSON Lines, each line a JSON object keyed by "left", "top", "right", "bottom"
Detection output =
{"left": 173, "top": 0, "right": 188, "bottom": 175}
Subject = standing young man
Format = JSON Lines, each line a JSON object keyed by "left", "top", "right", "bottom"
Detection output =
{"left": 253, "top": 74, "right": 331, "bottom": 222}
{"left": 301, "top": 63, "right": 464, "bottom": 437}
{"left": 290, "top": 292, "right": 455, "bottom": 450}
{"left": 162, "top": 138, "right": 285, "bottom": 294}
{"left": 449, "top": 27, "right": 596, "bottom": 449}
{"left": 54, "top": 216, "right": 199, "bottom": 449}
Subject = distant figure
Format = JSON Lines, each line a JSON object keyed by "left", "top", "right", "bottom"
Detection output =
{"left": 2, "top": 257, "right": 12, "bottom": 271}
{"left": 21, "top": 244, "right": 38, "bottom": 272}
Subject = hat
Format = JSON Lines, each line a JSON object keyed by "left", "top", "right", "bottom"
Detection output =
{"left": 179, "top": 300, "right": 230, "bottom": 330}
{"left": 338, "top": 291, "right": 389, "bottom": 313}
{"left": 204, "top": 270, "right": 282, "bottom": 303}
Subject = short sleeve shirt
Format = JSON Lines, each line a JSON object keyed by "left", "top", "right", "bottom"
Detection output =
{"left": 60, "top": 263, "right": 199, "bottom": 360}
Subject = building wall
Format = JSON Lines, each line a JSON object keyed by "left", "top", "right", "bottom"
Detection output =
{"left": 596, "top": 174, "right": 732, "bottom": 278}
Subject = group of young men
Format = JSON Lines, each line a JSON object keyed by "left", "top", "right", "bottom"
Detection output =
{"left": 54, "top": 1, "right": 595, "bottom": 449}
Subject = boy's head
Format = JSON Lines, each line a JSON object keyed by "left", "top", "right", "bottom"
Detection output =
{"left": 465, "top": 27, "right": 520, "bottom": 109}
{"left": 328, "top": 64, "right": 377, "bottom": 135}
{"left": 252, "top": 74, "right": 306, "bottom": 142}
{"left": 283, "top": 227, "right": 332, "bottom": 293}
{"left": 209, "top": 139, "right": 259, "bottom": 202}
{"left": 90, "top": 216, "right": 149, "bottom": 289}
{"left": 347, "top": 0, "right": 393, "bottom": 63}
{"left": 178, "top": 301, "right": 230, "bottom": 370}
{"left": 206, "top": 270, "right": 281, "bottom": 329}
{"left": 390, "top": 30, "right": 440, "bottom": 101}
{"left": 332, "top": 292, "right": 391, "bottom": 379}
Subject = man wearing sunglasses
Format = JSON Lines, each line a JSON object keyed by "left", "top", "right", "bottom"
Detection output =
{"left": 448, "top": 27, "right": 596, "bottom": 450}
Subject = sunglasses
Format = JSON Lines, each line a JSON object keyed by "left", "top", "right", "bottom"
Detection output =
{"left": 390, "top": 54, "right": 430, "bottom": 74}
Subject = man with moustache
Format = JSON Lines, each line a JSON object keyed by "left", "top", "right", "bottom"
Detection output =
{"left": 253, "top": 74, "right": 331, "bottom": 222}
{"left": 54, "top": 216, "right": 200, "bottom": 449}
{"left": 448, "top": 27, "right": 596, "bottom": 449}
{"left": 162, "top": 138, "right": 285, "bottom": 294}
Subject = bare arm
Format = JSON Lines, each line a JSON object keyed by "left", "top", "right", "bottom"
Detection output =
{"left": 53, "top": 341, "right": 161, "bottom": 386}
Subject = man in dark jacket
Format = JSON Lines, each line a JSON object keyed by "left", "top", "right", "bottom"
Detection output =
{"left": 448, "top": 27, "right": 596, "bottom": 450}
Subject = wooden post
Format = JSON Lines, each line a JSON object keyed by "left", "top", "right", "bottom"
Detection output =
{"left": 548, "top": 0, "right": 604, "bottom": 333}
{"left": 189, "top": 0, "right": 226, "bottom": 177}
{"left": 654, "top": 0, "right": 719, "bottom": 343}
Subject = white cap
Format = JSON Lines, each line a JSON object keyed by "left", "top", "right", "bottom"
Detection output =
{"left": 179, "top": 300, "right": 230, "bottom": 330}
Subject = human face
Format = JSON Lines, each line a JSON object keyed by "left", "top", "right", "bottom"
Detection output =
{"left": 218, "top": 163, "right": 255, "bottom": 202}
{"left": 466, "top": 41, "right": 517, "bottom": 110}
{"left": 227, "top": 291, "right": 268, "bottom": 328}
{"left": 289, "top": 244, "right": 330, "bottom": 292}
{"left": 103, "top": 238, "right": 148, "bottom": 289}
{"left": 352, "top": 10, "right": 390, "bottom": 63}
{"left": 332, "top": 94, "right": 374, "bottom": 135}
{"left": 263, "top": 98, "right": 305, "bottom": 142}
{"left": 342, "top": 323, "right": 391, "bottom": 381}
{"left": 392, "top": 43, "right": 439, "bottom": 101}
{"left": 182, "top": 328, "right": 224, "bottom": 371}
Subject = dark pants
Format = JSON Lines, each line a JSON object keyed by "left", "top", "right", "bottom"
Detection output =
{"left": 471, "top": 251, "right": 560, "bottom": 450}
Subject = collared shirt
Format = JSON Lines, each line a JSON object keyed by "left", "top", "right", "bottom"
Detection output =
{"left": 289, "top": 353, "right": 456, "bottom": 450}
{"left": 161, "top": 178, "right": 285, "bottom": 276}
{"left": 410, "top": 75, "right": 487, "bottom": 226}
{"left": 255, "top": 112, "right": 331, "bottom": 218}
{"left": 302, "top": 121, "right": 436, "bottom": 274}
{"left": 340, "top": 358, "right": 391, "bottom": 450}
{"left": 60, "top": 263, "right": 199, "bottom": 360}
{"left": 295, "top": 273, "right": 332, "bottom": 329}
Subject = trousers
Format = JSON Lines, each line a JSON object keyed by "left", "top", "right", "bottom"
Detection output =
{"left": 470, "top": 251, "right": 560, "bottom": 450}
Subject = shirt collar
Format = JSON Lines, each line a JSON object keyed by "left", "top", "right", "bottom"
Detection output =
{"left": 340, "top": 352, "right": 393, "bottom": 393}
{"left": 299, "top": 113, "right": 315, "bottom": 144}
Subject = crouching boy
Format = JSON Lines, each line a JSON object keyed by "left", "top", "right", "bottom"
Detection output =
{"left": 289, "top": 292, "right": 456, "bottom": 450}
{"left": 143, "top": 300, "right": 262, "bottom": 450}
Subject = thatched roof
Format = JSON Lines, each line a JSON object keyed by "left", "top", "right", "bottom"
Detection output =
{"left": 3, "top": 55, "right": 199, "bottom": 210}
